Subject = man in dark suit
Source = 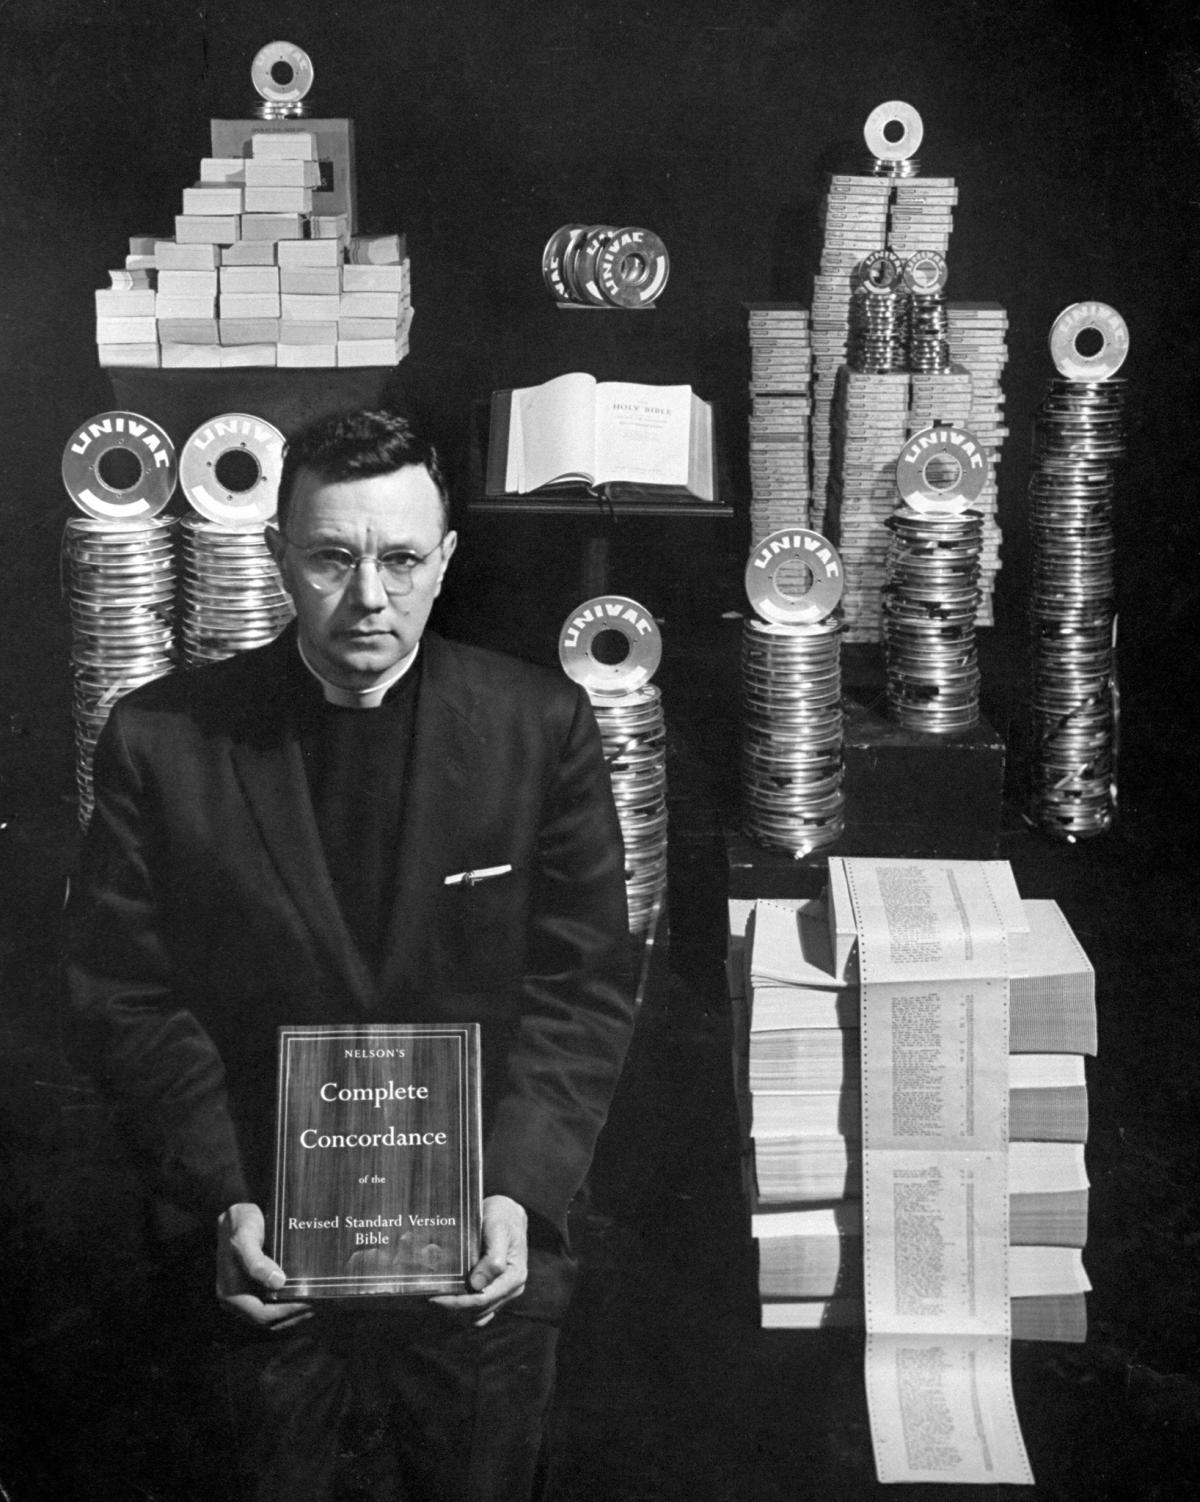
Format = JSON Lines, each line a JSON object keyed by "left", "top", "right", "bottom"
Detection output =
{"left": 65, "top": 409, "right": 635, "bottom": 1500}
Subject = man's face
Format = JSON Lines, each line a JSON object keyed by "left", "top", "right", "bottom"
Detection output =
{"left": 268, "top": 464, "right": 456, "bottom": 689}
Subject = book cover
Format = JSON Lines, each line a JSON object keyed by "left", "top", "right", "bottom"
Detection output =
{"left": 270, "top": 1022, "right": 482, "bottom": 1298}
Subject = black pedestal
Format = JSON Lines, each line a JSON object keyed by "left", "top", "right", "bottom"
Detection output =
{"left": 727, "top": 697, "right": 1007, "bottom": 899}
{"left": 106, "top": 368, "right": 399, "bottom": 452}
{"left": 841, "top": 695, "right": 1006, "bottom": 859}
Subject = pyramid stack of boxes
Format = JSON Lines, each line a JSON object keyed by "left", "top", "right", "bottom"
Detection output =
{"left": 94, "top": 128, "right": 410, "bottom": 371}
{"left": 727, "top": 861, "right": 1095, "bottom": 1341}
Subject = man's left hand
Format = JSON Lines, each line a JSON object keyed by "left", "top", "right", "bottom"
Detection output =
{"left": 430, "top": 1194, "right": 528, "bottom": 1326}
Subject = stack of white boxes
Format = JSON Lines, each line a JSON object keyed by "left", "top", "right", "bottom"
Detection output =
{"left": 947, "top": 303, "right": 1010, "bottom": 623}
{"left": 746, "top": 304, "right": 814, "bottom": 542}
{"left": 94, "top": 130, "right": 410, "bottom": 371}
{"left": 809, "top": 176, "right": 892, "bottom": 535}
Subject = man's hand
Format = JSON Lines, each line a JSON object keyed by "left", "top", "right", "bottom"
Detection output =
{"left": 430, "top": 1194, "right": 528, "bottom": 1327}
{"left": 216, "top": 1202, "right": 312, "bottom": 1328}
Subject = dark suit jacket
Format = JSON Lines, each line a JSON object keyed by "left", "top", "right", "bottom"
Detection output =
{"left": 65, "top": 627, "right": 634, "bottom": 1261}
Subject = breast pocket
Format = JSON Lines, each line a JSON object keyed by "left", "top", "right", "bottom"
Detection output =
{"left": 435, "top": 866, "right": 527, "bottom": 988}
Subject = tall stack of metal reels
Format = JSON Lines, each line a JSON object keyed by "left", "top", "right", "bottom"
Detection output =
{"left": 741, "top": 528, "right": 846, "bottom": 856}
{"left": 1028, "top": 302, "right": 1129, "bottom": 841}
{"left": 61, "top": 407, "right": 295, "bottom": 825}
{"left": 176, "top": 413, "right": 293, "bottom": 665}
{"left": 883, "top": 425, "right": 989, "bottom": 733}
{"left": 61, "top": 412, "right": 180, "bottom": 826}
{"left": 557, "top": 596, "right": 668, "bottom": 937}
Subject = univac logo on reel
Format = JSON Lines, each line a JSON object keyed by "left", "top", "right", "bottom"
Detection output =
{"left": 62, "top": 411, "right": 178, "bottom": 520}
{"left": 180, "top": 412, "right": 286, "bottom": 527}
{"left": 558, "top": 595, "right": 662, "bottom": 694}
{"left": 542, "top": 223, "right": 670, "bottom": 309}
{"left": 251, "top": 40, "right": 314, "bottom": 117}
{"left": 745, "top": 529, "right": 844, "bottom": 626}
{"left": 895, "top": 426, "right": 989, "bottom": 515}
{"left": 1049, "top": 302, "right": 1129, "bottom": 383}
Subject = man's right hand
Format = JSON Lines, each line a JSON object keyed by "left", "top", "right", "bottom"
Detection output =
{"left": 216, "top": 1202, "right": 312, "bottom": 1328}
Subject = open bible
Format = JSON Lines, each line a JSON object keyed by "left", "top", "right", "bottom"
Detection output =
{"left": 485, "top": 371, "right": 715, "bottom": 501}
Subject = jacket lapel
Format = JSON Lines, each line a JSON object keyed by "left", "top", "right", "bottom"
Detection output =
{"left": 228, "top": 630, "right": 379, "bottom": 1013}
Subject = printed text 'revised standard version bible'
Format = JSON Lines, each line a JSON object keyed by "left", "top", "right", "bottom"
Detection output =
{"left": 486, "top": 371, "right": 715, "bottom": 501}
{"left": 270, "top": 1023, "right": 482, "bottom": 1298}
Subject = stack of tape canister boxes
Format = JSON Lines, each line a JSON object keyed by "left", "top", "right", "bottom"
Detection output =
{"left": 94, "top": 112, "right": 410, "bottom": 371}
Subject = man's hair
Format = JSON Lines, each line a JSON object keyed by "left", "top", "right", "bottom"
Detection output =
{"left": 276, "top": 410, "right": 450, "bottom": 531}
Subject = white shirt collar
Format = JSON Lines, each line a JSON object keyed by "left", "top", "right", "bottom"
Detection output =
{"left": 297, "top": 637, "right": 420, "bottom": 709}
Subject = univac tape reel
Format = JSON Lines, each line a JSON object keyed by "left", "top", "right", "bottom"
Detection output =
{"left": 61, "top": 411, "right": 177, "bottom": 520}
{"left": 572, "top": 225, "right": 618, "bottom": 306}
{"left": 745, "top": 529, "right": 845, "bottom": 625}
{"left": 251, "top": 41, "right": 314, "bottom": 106}
{"left": 895, "top": 426, "right": 989, "bottom": 514}
{"left": 543, "top": 222, "right": 670, "bottom": 308}
{"left": 558, "top": 595, "right": 662, "bottom": 694}
{"left": 542, "top": 224, "right": 585, "bottom": 301}
{"left": 1049, "top": 302, "right": 1129, "bottom": 381}
{"left": 597, "top": 227, "right": 670, "bottom": 307}
{"left": 863, "top": 101, "right": 924, "bottom": 162}
{"left": 902, "top": 250, "right": 949, "bottom": 294}
{"left": 180, "top": 413, "right": 285, "bottom": 527}
{"left": 553, "top": 226, "right": 587, "bottom": 302}
{"left": 856, "top": 247, "right": 903, "bottom": 294}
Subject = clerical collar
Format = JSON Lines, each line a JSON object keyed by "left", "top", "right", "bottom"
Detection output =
{"left": 297, "top": 638, "right": 420, "bottom": 709}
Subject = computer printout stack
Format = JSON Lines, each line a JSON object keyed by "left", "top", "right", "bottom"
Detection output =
{"left": 728, "top": 868, "right": 1095, "bottom": 1341}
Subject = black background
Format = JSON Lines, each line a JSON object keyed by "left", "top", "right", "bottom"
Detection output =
{"left": 2, "top": 4, "right": 1199, "bottom": 1499}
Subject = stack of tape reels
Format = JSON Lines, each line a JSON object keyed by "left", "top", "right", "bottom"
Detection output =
{"left": 541, "top": 225, "right": 670, "bottom": 309}
{"left": 558, "top": 597, "right": 668, "bottom": 936}
{"left": 61, "top": 407, "right": 297, "bottom": 822}
{"left": 61, "top": 413, "right": 180, "bottom": 826}
{"left": 1028, "top": 302, "right": 1128, "bottom": 841}
{"left": 176, "top": 413, "right": 294, "bottom": 665}
{"left": 862, "top": 99, "right": 925, "bottom": 178}
{"left": 250, "top": 39, "right": 314, "bottom": 118}
{"left": 741, "top": 529, "right": 846, "bottom": 856}
{"left": 883, "top": 424, "right": 988, "bottom": 733}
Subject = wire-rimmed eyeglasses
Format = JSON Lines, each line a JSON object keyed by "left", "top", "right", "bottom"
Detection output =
{"left": 279, "top": 533, "right": 448, "bottom": 596}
